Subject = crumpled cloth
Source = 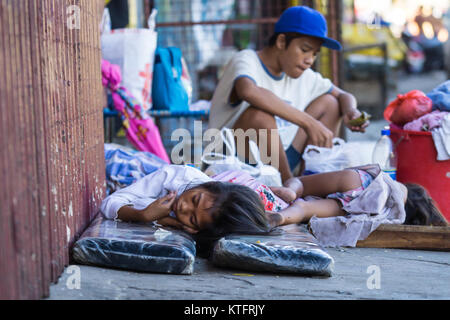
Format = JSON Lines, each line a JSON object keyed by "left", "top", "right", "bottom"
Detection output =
{"left": 101, "top": 59, "right": 122, "bottom": 90}
{"left": 309, "top": 164, "right": 406, "bottom": 248}
{"left": 427, "top": 80, "right": 450, "bottom": 112}
{"left": 403, "top": 110, "right": 448, "bottom": 131}
{"left": 431, "top": 113, "right": 450, "bottom": 161}
{"left": 104, "top": 143, "right": 166, "bottom": 195}
{"left": 101, "top": 59, "right": 171, "bottom": 163}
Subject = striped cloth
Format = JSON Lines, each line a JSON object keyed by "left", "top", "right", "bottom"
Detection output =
{"left": 104, "top": 143, "right": 166, "bottom": 195}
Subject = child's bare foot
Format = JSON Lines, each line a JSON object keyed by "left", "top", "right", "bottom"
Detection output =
{"left": 269, "top": 186, "right": 297, "bottom": 203}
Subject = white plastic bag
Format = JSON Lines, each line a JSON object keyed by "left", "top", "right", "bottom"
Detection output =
{"left": 202, "top": 128, "right": 282, "bottom": 187}
{"left": 101, "top": 9, "right": 158, "bottom": 111}
{"left": 100, "top": 8, "right": 112, "bottom": 34}
{"left": 302, "top": 138, "right": 355, "bottom": 173}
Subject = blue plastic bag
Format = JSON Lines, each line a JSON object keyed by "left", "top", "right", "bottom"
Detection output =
{"left": 152, "top": 47, "right": 189, "bottom": 111}
{"left": 427, "top": 80, "right": 450, "bottom": 112}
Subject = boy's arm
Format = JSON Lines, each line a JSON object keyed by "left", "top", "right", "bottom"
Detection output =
{"left": 234, "top": 77, "right": 334, "bottom": 148}
{"left": 329, "top": 86, "right": 369, "bottom": 132}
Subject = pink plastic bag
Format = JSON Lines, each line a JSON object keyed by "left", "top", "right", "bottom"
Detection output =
{"left": 384, "top": 90, "right": 432, "bottom": 126}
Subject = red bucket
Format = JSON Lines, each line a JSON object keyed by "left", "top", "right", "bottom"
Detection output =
{"left": 390, "top": 125, "right": 450, "bottom": 221}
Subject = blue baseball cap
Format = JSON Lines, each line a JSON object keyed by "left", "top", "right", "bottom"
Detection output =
{"left": 274, "top": 6, "right": 342, "bottom": 50}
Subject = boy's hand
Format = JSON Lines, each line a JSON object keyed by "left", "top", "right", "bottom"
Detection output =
{"left": 141, "top": 191, "right": 177, "bottom": 222}
{"left": 342, "top": 107, "right": 370, "bottom": 133}
{"left": 304, "top": 118, "right": 334, "bottom": 148}
{"left": 329, "top": 86, "right": 369, "bottom": 133}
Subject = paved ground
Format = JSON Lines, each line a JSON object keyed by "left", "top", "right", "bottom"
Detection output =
{"left": 47, "top": 247, "right": 450, "bottom": 300}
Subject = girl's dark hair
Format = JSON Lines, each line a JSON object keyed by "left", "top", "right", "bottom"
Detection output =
{"left": 404, "top": 183, "right": 448, "bottom": 226}
{"left": 187, "top": 181, "right": 273, "bottom": 257}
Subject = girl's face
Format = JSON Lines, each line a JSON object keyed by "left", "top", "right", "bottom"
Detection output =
{"left": 278, "top": 35, "right": 322, "bottom": 79}
{"left": 172, "top": 188, "right": 215, "bottom": 233}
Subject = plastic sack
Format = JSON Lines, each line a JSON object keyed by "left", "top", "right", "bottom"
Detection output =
{"left": 384, "top": 90, "right": 433, "bottom": 126}
{"left": 202, "top": 128, "right": 282, "bottom": 187}
{"left": 101, "top": 9, "right": 158, "bottom": 111}
{"left": 211, "top": 224, "right": 334, "bottom": 276}
{"left": 72, "top": 215, "right": 196, "bottom": 275}
{"left": 302, "top": 138, "right": 354, "bottom": 174}
{"left": 427, "top": 80, "right": 450, "bottom": 112}
{"left": 100, "top": 8, "right": 112, "bottom": 34}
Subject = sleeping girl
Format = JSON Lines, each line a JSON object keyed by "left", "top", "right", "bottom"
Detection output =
{"left": 100, "top": 165, "right": 271, "bottom": 236}
{"left": 100, "top": 164, "right": 447, "bottom": 246}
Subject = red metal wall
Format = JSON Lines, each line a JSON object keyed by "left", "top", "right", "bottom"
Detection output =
{"left": 0, "top": 0, "right": 105, "bottom": 299}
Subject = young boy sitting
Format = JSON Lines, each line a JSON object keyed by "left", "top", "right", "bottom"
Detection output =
{"left": 208, "top": 6, "right": 370, "bottom": 182}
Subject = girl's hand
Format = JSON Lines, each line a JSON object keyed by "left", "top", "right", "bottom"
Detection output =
{"left": 156, "top": 216, "right": 199, "bottom": 234}
{"left": 141, "top": 191, "right": 177, "bottom": 222}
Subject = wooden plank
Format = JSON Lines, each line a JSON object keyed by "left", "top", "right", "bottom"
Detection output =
{"left": 356, "top": 224, "right": 450, "bottom": 251}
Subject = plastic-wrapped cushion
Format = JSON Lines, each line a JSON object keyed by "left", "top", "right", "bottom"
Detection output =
{"left": 211, "top": 224, "right": 334, "bottom": 277}
{"left": 72, "top": 214, "right": 196, "bottom": 275}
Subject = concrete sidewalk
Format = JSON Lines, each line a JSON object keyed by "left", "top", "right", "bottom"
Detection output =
{"left": 47, "top": 247, "right": 450, "bottom": 300}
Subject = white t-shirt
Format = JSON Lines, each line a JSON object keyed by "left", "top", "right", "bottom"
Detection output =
{"left": 209, "top": 49, "right": 333, "bottom": 150}
{"left": 100, "top": 165, "right": 212, "bottom": 220}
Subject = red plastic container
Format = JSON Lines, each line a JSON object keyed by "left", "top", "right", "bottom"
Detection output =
{"left": 390, "top": 125, "right": 450, "bottom": 221}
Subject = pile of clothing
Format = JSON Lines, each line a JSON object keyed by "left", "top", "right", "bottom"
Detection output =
{"left": 104, "top": 143, "right": 166, "bottom": 195}
{"left": 385, "top": 81, "right": 450, "bottom": 161}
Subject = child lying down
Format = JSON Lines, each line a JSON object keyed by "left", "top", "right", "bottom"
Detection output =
{"left": 100, "top": 164, "right": 447, "bottom": 246}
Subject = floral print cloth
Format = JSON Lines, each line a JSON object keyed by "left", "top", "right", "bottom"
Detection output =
{"left": 212, "top": 170, "right": 288, "bottom": 212}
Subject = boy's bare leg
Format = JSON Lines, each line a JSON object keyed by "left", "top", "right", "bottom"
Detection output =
{"left": 232, "top": 94, "right": 342, "bottom": 182}
{"left": 232, "top": 106, "right": 293, "bottom": 182}
{"left": 290, "top": 94, "right": 342, "bottom": 174}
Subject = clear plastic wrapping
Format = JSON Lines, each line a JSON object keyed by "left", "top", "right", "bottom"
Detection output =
{"left": 72, "top": 216, "right": 334, "bottom": 277}
{"left": 211, "top": 224, "right": 334, "bottom": 277}
{"left": 72, "top": 215, "right": 196, "bottom": 275}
